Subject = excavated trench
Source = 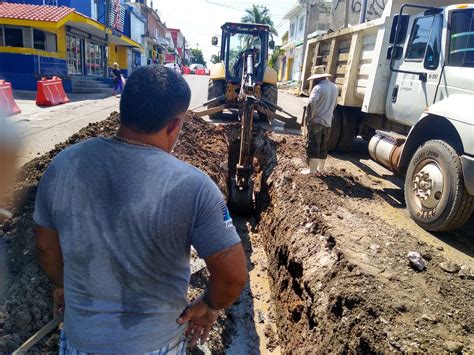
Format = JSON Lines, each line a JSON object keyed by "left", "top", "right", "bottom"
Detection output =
{"left": 1, "top": 113, "right": 473, "bottom": 354}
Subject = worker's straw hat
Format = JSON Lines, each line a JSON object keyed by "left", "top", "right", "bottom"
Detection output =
{"left": 307, "top": 66, "right": 331, "bottom": 81}
{"left": 113, "top": 63, "right": 119, "bottom": 68}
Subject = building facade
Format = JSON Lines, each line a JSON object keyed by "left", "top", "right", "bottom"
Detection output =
{"left": 282, "top": 3, "right": 306, "bottom": 82}
{"left": 0, "top": 1, "right": 141, "bottom": 92}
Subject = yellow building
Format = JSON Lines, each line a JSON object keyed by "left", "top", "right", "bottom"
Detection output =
{"left": 0, "top": 2, "right": 141, "bottom": 92}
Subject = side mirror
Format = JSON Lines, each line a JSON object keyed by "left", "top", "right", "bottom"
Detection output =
{"left": 269, "top": 40, "right": 275, "bottom": 50}
{"left": 212, "top": 36, "right": 218, "bottom": 46}
{"left": 387, "top": 45, "right": 403, "bottom": 60}
{"left": 389, "top": 15, "right": 409, "bottom": 45}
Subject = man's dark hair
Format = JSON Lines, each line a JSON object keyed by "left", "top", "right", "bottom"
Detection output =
{"left": 120, "top": 65, "right": 191, "bottom": 133}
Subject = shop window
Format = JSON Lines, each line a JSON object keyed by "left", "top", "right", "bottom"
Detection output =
{"left": 34, "top": 29, "right": 46, "bottom": 50}
{"left": 4, "top": 27, "right": 24, "bottom": 48}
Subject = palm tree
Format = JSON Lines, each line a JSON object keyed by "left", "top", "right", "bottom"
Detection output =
{"left": 241, "top": 5, "right": 278, "bottom": 36}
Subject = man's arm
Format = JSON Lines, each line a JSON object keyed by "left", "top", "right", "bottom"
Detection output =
{"left": 35, "top": 226, "right": 63, "bottom": 287}
{"left": 203, "top": 242, "right": 247, "bottom": 309}
{"left": 177, "top": 242, "right": 247, "bottom": 347}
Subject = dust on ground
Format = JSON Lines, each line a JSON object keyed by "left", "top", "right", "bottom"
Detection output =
{"left": 257, "top": 132, "right": 474, "bottom": 354}
{"left": 0, "top": 112, "right": 278, "bottom": 353}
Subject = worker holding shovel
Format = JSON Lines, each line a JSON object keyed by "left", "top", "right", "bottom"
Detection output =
{"left": 302, "top": 66, "right": 338, "bottom": 176}
{"left": 34, "top": 65, "right": 247, "bottom": 354}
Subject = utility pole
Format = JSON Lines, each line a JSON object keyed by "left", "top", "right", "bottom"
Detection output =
{"left": 359, "top": 0, "right": 368, "bottom": 24}
{"left": 103, "top": 0, "right": 110, "bottom": 77}
{"left": 300, "top": 0, "right": 312, "bottom": 82}
{"left": 344, "top": 0, "right": 350, "bottom": 28}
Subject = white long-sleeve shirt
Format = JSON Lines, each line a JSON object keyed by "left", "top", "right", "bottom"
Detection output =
{"left": 308, "top": 79, "right": 339, "bottom": 127}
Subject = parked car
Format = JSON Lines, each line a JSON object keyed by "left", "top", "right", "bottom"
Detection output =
{"left": 164, "top": 63, "right": 182, "bottom": 75}
{"left": 189, "top": 63, "right": 206, "bottom": 74}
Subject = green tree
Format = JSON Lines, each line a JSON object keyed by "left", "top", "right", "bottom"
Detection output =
{"left": 191, "top": 48, "right": 206, "bottom": 66}
{"left": 210, "top": 54, "right": 220, "bottom": 64}
{"left": 268, "top": 45, "right": 284, "bottom": 70}
{"left": 241, "top": 5, "right": 278, "bottom": 36}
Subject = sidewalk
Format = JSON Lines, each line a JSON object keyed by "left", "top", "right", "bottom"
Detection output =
{"left": 11, "top": 91, "right": 119, "bottom": 166}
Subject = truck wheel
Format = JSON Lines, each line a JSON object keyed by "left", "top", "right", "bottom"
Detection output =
{"left": 328, "top": 108, "right": 342, "bottom": 152}
{"left": 336, "top": 108, "right": 356, "bottom": 153}
{"left": 404, "top": 140, "right": 474, "bottom": 232}
{"left": 259, "top": 84, "right": 278, "bottom": 121}
{"left": 207, "top": 79, "right": 225, "bottom": 120}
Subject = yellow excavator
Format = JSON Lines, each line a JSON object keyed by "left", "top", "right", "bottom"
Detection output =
{"left": 192, "top": 22, "right": 298, "bottom": 214}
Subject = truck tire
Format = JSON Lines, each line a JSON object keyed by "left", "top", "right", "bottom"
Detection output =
{"left": 404, "top": 140, "right": 474, "bottom": 232}
{"left": 259, "top": 84, "right": 278, "bottom": 121}
{"left": 328, "top": 108, "right": 342, "bottom": 152}
{"left": 336, "top": 108, "right": 357, "bottom": 152}
{"left": 207, "top": 79, "right": 225, "bottom": 120}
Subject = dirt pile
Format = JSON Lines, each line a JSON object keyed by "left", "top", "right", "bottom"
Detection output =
{"left": 257, "top": 133, "right": 474, "bottom": 353}
{"left": 0, "top": 112, "right": 234, "bottom": 352}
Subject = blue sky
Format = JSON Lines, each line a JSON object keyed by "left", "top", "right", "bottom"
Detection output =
{"left": 155, "top": 0, "right": 296, "bottom": 64}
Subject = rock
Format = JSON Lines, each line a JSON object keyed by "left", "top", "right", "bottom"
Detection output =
{"left": 421, "top": 314, "right": 438, "bottom": 324}
{"left": 443, "top": 341, "right": 463, "bottom": 353}
{"left": 439, "top": 261, "right": 461, "bottom": 274}
{"left": 257, "top": 310, "right": 266, "bottom": 324}
{"left": 407, "top": 252, "right": 427, "bottom": 272}
{"left": 458, "top": 265, "right": 474, "bottom": 280}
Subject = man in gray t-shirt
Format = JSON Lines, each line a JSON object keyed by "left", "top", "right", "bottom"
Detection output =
{"left": 34, "top": 66, "right": 247, "bottom": 354}
{"left": 303, "top": 66, "right": 338, "bottom": 176}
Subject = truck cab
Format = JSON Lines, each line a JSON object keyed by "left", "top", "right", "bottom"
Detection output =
{"left": 384, "top": 4, "right": 474, "bottom": 231}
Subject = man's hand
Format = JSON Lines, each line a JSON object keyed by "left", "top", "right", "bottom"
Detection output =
{"left": 177, "top": 297, "right": 219, "bottom": 348}
{"left": 53, "top": 287, "right": 65, "bottom": 317}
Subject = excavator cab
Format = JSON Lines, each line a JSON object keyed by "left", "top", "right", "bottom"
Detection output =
{"left": 221, "top": 23, "right": 269, "bottom": 84}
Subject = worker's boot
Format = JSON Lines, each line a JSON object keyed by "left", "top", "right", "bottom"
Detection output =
{"left": 318, "top": 159, "right": 327, "bottom": 175}
{"left": 301, "top": 159, "right": 318, "bottom": 175}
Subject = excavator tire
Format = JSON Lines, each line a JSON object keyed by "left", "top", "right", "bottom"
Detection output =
{"left": 228, "top": 177, "right": 254, "bottom": 215}
{"left": 259, "top": 84, "right": 278, "bottom": 121}
{"left": 207, "top": 79, "right": 226, "bottom": 120}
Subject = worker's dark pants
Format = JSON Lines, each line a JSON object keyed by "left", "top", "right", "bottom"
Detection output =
{"left": 306, "top": 123, "right": 331, "bottom": 161}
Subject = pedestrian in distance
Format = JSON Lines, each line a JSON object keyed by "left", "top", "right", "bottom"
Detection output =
{"left": 34, "top": 65, "right": 248, "bottom": 354}
{"left": 111, "top": 62, "right": 123, "bottom": 96}
{"left": 302, "top": 66, "right": 338, "bottom": 176}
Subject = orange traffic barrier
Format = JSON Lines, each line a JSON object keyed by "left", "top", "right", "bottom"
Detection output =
{"left": 182, "top": 66, "right": 191, "bottom": 75}
{"left": 0, "top": 80, "right": 21, "bottom": 118}
{"left": 36, "top": 76, "right": 70, "bottom": 107}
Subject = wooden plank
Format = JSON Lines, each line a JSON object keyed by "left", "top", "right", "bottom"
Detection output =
{"left": 340, "top": 32, "right": 365, "bottom": 107}
{"left": 308, "top": 42, "right": 321, "bottom": 93}
{"left": 325, "top": 38, "right": 339, "bottom": 77}
{"left": 336, "top": 65, "right": 347, "bottom": 75}
{"left": 338, "top": 53, "right": 350, "bottom": 62}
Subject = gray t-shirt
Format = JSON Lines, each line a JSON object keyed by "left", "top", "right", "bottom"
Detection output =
{"left": 33, "top": 137, "right": 241, "bottom": 353}
{"left": 308, "top": 79, "right": 339, "bottom": 127}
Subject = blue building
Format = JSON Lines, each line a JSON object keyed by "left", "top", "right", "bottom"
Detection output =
{"left": 0, "top": 0, "right": 141, "bottom": 92}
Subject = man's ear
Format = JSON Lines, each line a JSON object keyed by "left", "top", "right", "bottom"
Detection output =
{"left": 166, "top": 117, "right": 182, "bottom": 136}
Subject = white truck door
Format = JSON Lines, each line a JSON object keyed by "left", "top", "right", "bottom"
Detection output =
{"left": 386, "top": 13, "right": 444, "bottom": 126}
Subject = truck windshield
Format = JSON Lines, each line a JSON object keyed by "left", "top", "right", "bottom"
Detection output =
{"left": 449, "top": 9, "right": 474, "bottom": 67}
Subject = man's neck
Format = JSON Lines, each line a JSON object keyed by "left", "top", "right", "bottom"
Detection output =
{"left": 116, "top": 125, "right": 170, "bottom": 152}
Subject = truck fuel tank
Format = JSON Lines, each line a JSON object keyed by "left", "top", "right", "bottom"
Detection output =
{"left": 368, "top": 131, "right": 406, "bottom": 173}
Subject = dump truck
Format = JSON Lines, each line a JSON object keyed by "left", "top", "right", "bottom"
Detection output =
{"left": 301, "top": 0, "right": 474, "bottom": 232}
